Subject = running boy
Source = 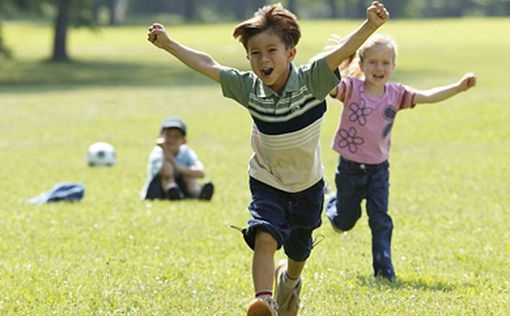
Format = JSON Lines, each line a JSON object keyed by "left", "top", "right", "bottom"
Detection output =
{"left": 325, "top": 34, "right": 476, "bottom": 282}
{"left": 148, "top": 2, "right": 389, "bottom": 315}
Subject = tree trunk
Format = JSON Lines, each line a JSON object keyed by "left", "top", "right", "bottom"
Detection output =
{"left": 0, "top": 23, "right": 11, "bottom": 58}
{"left": 183, "top": 0, "right": 196, "bottom": 21}
{"left": 251, "top": 0, "right": 267, "bottom": 12}
{"left": 327, "top": 0, "right": 339, "bottom": 19}
{"left": 108, "top": 0, "right": 117, "bottom": 25}
{"left": 232, "top": 1, "right": 247, "bottom": 20}
{"left": 108, "top": 0, "right": 126, "bottom": 26}
{"left": 287, "top": 0, "right": 297, "bottom": 15}
{"left": 355, "top": 0, "right": 365, "bottom": 18}
{"left": 52, "top": 0, "right": 72, "bottom": 62}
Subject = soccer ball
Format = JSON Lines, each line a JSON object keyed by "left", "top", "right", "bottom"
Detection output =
{"left": 87, "top": 142, "right": 116, "bottom": 167}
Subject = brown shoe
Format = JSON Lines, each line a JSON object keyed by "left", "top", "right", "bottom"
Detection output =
{"left": 274, "top": 260, "right": 301, "bottom": 316}
{"left": 247, "top": 296, "right": 278, "bottom": 316}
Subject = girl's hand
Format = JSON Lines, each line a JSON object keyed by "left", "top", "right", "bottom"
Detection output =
{"left": 367, "top": 1, "right": 389, "bottom": 27}
{"left": 458, "top": 72, "right": 477, "bottom": 91}
{"left": 147, "top": 23, "right": 171, "bottom": 48}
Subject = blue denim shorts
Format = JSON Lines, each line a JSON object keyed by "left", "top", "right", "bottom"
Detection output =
{"left": 242, "top": 177, "right": 324, "bottom": 262}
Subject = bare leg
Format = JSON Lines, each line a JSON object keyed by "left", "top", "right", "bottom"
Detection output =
{"left": 159, "top": 159, "right": 177, "bottom": 191}
{"left": 252, "top": 231, "right": 278, "bottom": 294}
{"left": 181, "top": 175, "right": 201, "bottom": 198}
{"left": 286, "top": 257, "right": 306, "bottom": 280}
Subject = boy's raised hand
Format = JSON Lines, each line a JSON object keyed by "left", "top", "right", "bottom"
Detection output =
{"left": 147, "top": 23, "right": 171, "bottom": 49}
{"left": 367, "top": 1, "right": 389, "bottom": 27}
{"left": 458, "top": 72, "right": 477, "bottom": 91}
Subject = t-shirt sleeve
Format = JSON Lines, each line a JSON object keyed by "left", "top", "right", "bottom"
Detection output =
{"left": 333, "top": 77, "right": 352, "bottom": 103}
{"left": 305, "top": 57, "right": 341, "bottom": 100}
{"left": 177, "top": 146, "right": 203, "bottom": 169}
{"left": 397, "top": 83, "right": 417, "bottom": 110}
{"left": 219, "top": 67, "right": 253, "bottom": 107}
{"left": 147, "top": 146, "right": 163, "bottom": 178}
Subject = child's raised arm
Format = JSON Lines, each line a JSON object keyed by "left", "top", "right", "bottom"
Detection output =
{"left": 413, "top": 72, "right": 477, "bottom": 104}
{"left": 147, "top": 23, "right": 222, "bottom": 82}
{"left": 325, "top": 1, "right": 389, "bottom": 71}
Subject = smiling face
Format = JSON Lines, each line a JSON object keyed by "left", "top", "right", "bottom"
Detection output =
{"left": 246, "top": 30, "right": 296, "bottom": 94}
{"left": 159, "top": 128, "right": 185, "bottom": 155}
{"left": 359, "top": 44, "right": 395, "bottom": 94}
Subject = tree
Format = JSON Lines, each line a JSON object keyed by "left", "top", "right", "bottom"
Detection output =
{"left": 251, "top": 0, "right": 267, "bottom": 11}
{"left": 0, "top": 0, "right": 25, "bottom": 58}
{"left": 183, "top": 0, "right": 197, "bottom": 21}
{"left": 326, "top": 0, "right": 339, "bottom": 18}
{"left": 1, "top": 0, "right": 117, "bottom": 62}
{"left": 287, "top": 0, "right": 298, "bottom": 15}
{"left": 0, "top": 24, "right": 12, "bottom": 58}
{"left": 52, "top": 0, "right": 72, "bottom": 61}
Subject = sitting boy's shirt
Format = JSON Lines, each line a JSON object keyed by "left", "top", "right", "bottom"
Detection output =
{"left": 140, "top": 145, "right": 202, "bottom": 199}
{"left": 220, "top": 57, "right": 340, "bottom": 192}
{"left": 331, "top": 77, "right": 416, "bottom": 164}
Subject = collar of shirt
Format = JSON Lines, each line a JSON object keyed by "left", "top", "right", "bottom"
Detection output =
{"left": 254, "top": 63, "right": 299, "bottom": 98}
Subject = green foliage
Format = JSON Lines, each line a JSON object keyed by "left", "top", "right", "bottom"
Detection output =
{"left": 1, "top": 18, "right": 509, "bottom": 315}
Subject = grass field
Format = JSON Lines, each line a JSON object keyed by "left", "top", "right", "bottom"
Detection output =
{"left": 1, "top": 18, "right": 509, "bottom": 315}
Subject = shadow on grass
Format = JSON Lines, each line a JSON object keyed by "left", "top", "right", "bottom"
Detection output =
{"left": 0, "top": 59, "right": 216, "bottom": 92}
{"left": 0, "top": 58, "right": 450, "bottom": 93}
{"left": 356, "top": 275, "right": 458, "bottom": 292}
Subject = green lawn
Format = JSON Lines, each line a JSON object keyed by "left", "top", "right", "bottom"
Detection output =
{"left": 0, "top": 18, "right": 509, "bottom": 315}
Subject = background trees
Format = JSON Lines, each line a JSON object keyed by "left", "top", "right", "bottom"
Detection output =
{"left": 1, "top": 0, "right": 509, "bottom": 61}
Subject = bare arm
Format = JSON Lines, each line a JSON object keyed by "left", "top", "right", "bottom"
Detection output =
{"left": 147, "top": 23, "right": 222, "bottom": 82}
{"left": 413, "top": 73, "right": 477, "bottom": 104}
{"left": 325, "top": 1, "right": 389, "bottom": 71}
{"left": 173, "top": 162, "right": 205, "bottom": 178}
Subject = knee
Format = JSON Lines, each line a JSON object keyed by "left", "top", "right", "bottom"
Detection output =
{"left": 328, "top": 211, "right": 359, "bottom": 232}
{"left": 369, "top": 212, "right": 393, "bottom": 231}
{"left": 334, "top": 219, "right": 357, "bottom": 232}
{"left": 254, "top": 231, "right": 278, "bottom": 251}
{"left": 159, "top": 161, "right": 176, "bottom": 179}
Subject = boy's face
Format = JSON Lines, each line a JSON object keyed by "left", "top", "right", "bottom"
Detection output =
{"left": 159, "top": 128, "right": 185, "bottom": 155}
{"left": 246, "top": 30, "right": 296, "bottom": 94}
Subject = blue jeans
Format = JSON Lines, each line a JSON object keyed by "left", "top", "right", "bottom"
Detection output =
{"left": 326, "top": 157, "right": 395, "bottom": 279}
{"left": 243, "top": 177, "right": 324, "bottom": 262}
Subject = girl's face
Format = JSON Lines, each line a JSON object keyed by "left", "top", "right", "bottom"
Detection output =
{"left": 246, "top": 30, "right": 296, "bottom": 94}
{"left": 359, "top": 44, "right": 395, "bottom": 89}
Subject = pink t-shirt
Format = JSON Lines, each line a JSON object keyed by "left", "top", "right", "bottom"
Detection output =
{"left": 331, "top": 77, "right": 416, "bottom": 164}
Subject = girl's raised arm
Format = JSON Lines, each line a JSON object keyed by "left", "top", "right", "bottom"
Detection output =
{"left": 413, "top": 73, "right": 477, "bottom": 104}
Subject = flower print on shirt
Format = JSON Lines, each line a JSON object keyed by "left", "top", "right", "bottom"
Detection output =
{"left": 381, "top": 105, "right": 397, "bottom": 138}
{"left": 348, "top": 99, "right": 373, "bottom": 126}
{"left": 336, "top": 127, "right": 364, "bottom": 154}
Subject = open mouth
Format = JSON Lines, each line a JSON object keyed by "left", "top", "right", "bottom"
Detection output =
{"left": 260, "top": 68, "right": 274, "bottom": 78}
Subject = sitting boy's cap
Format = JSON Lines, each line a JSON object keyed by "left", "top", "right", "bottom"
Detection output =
{"left": 160, "top": 117, "right": 186, "bottom": 135}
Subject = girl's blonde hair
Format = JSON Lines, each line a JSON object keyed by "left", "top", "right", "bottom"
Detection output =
{"left": 323, "top": 34, "right": 397, "bottom": 78}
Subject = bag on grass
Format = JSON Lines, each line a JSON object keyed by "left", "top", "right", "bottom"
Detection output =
{"left": 27, "top": 182, "right": 85, "bottom": 205}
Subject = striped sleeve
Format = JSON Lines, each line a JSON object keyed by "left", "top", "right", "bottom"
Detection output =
{"left": 398, "top": 83, "right": 417, "bottom": 110}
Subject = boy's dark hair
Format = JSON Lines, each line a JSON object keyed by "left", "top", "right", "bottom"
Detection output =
{"left": 233, "top": 3, "right": 301, "bottom": 50}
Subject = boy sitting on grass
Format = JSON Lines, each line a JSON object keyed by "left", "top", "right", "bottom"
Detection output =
{"left": 141, "top": 117, "right": 214, "bottom": 201}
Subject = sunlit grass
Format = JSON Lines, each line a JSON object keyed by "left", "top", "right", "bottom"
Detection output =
{"left": 0, "top": 18, "right": 509, "bottom": 315}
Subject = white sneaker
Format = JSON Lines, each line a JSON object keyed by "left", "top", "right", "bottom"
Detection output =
{"left": 274, "top": 260, "right": 301, "bottom": 316}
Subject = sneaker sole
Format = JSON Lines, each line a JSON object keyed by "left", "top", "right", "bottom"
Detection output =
{"left": 198, "top": 182, "right": 214, "bottom": 200}
{"left": 247, "top": 299, "right": 273, "bottom": 316}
